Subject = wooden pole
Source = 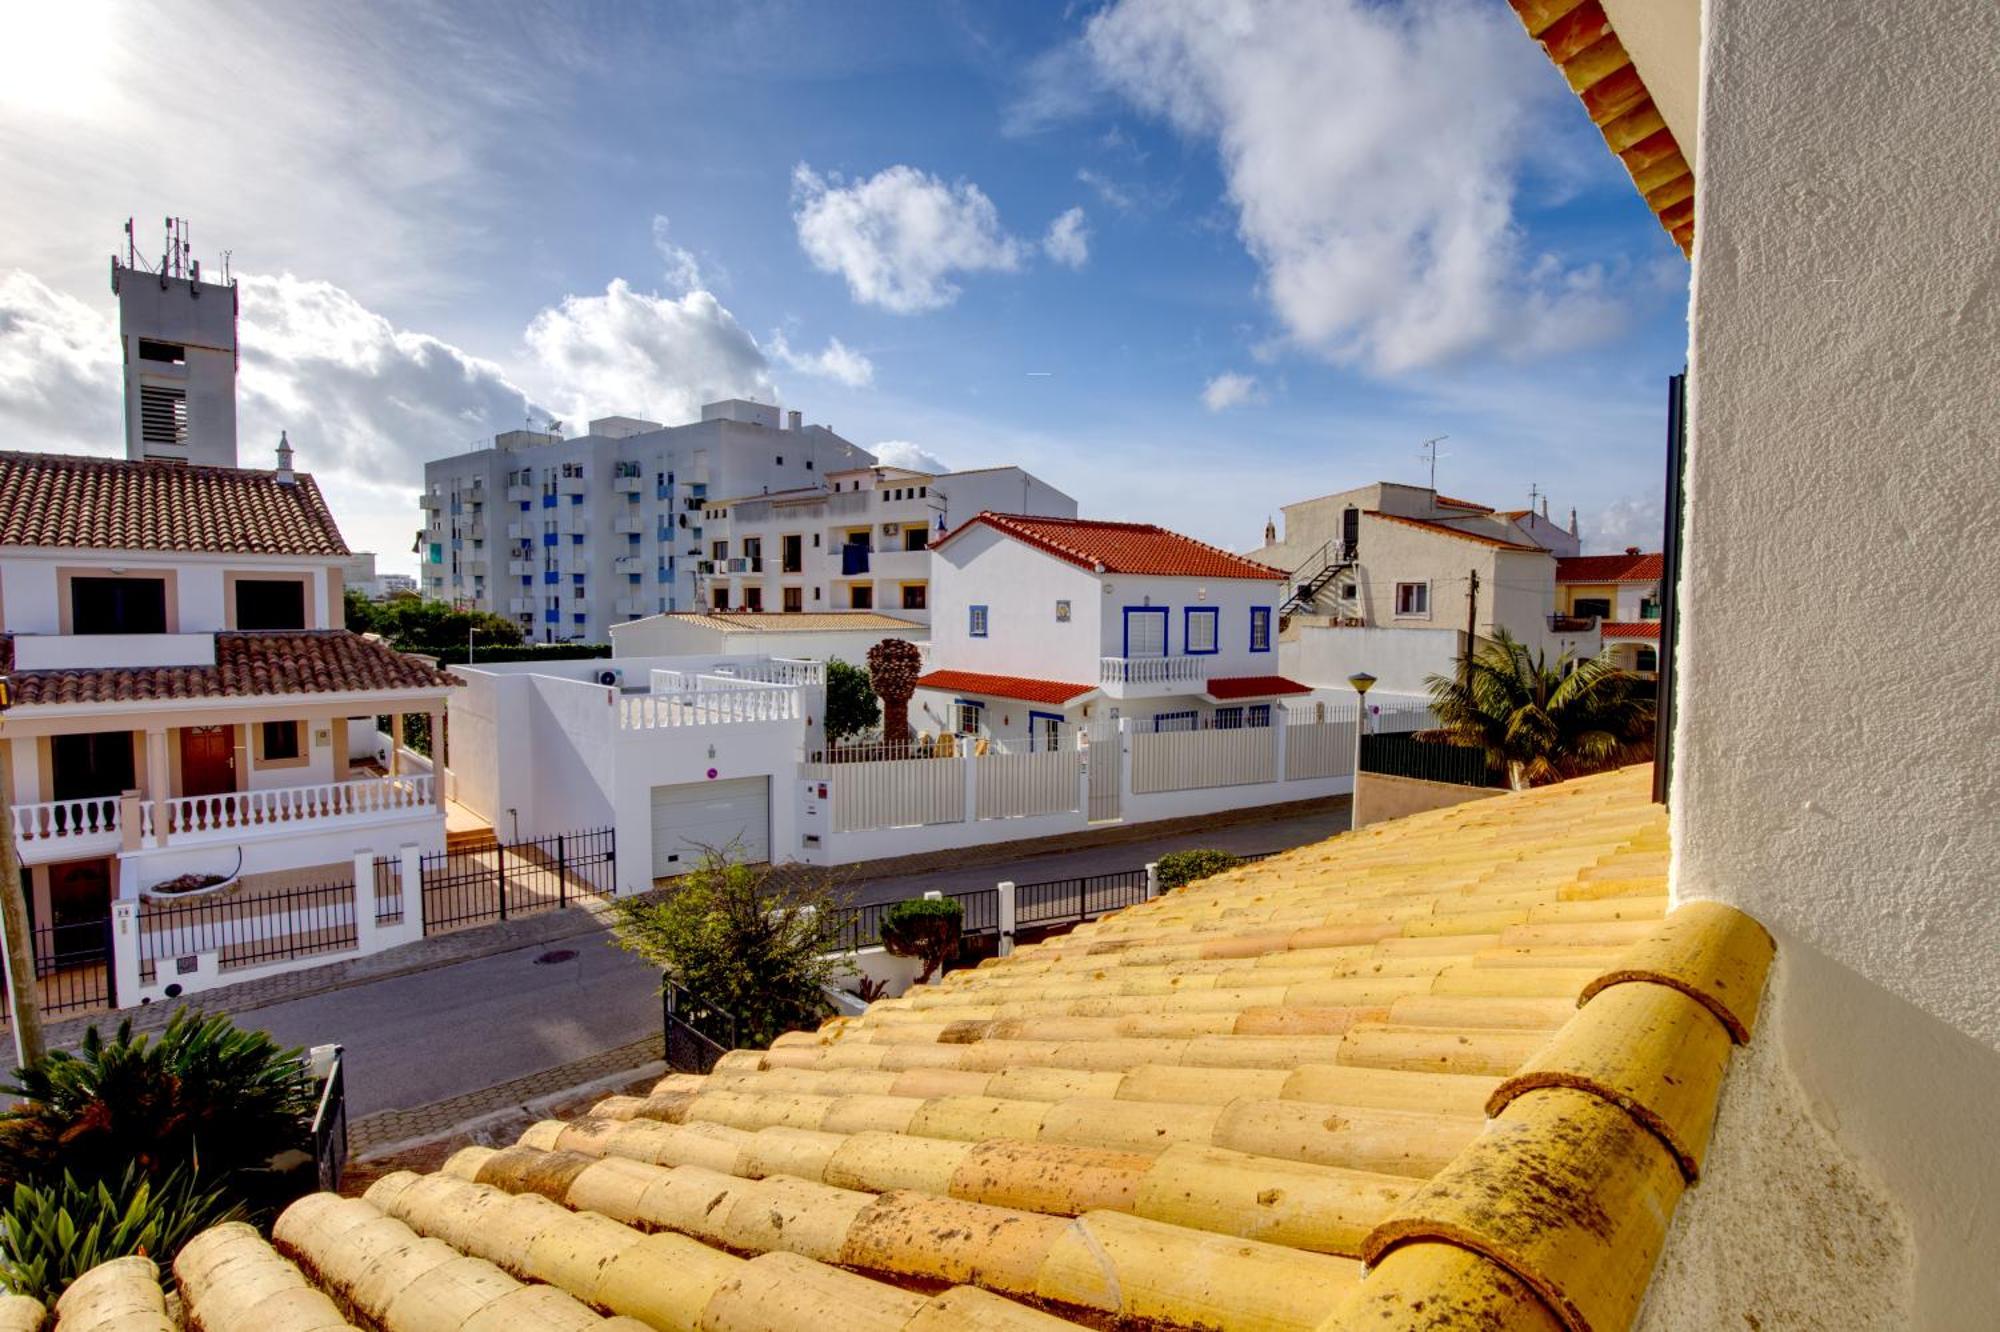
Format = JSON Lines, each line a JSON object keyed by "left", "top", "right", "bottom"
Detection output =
{"left": 1461, "top": 568, "right": 1480, "bottom": 687}
{"left": 0, "top": 751, "right": 47, "bottom": 1068}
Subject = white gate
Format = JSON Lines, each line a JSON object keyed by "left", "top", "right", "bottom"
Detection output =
{"left": 1086, "top": 719, "right": 1122, "bottom": 822}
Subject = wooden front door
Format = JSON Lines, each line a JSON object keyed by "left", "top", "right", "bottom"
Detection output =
{"left": 179, "top": 725, "right": 236, "bottom": 797}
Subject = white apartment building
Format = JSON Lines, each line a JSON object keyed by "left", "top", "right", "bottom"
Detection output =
{"left": 418, "top": 400, "right": 873, "bottom": 642}
{"left": 693, "top": 464, "right": 1075, "bottom": 620}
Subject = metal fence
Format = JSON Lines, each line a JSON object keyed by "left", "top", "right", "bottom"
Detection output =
{"left": 1360, "top": 733, "right": 1506, "bottom": 788}
{"left": 310, "top": 1047, "right": 348, "bottom": 1194}
{"left": 3, "top": 918, "right": 115, "bottom": 1022}
{"left": 138, "top": 879, "right": 358, "bottom": 984}
{"left": 826, "top": 886, "right": 1000, "bottom": 952}
{"left": 420, "top": 827, "right": 616, "bottom": 935}
{"left": 1015, "top": 868, "right": 1149, "bottom": 927}
{"left": 372, "top": 854, "right": 404, "bottom": 926}
{"left": 661, "top": 976, "right": 738, "bottom": 1074}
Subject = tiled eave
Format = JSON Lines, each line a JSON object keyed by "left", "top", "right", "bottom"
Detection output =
{"left": 1509, "top": 0, "right": 1695, "bottom": 255}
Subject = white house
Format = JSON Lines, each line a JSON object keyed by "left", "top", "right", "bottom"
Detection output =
{"left": 913, "top": 513, "right": 1311, "bottom": 745}
{"left": 694, "top": 462, "right": 1075, "bottom": 619}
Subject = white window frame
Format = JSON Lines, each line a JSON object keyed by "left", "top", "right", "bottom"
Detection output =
{"left": 1394, "top": 581, "right": 1431, "bottom": 618}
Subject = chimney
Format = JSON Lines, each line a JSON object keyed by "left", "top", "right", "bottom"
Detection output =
{"left": 1541, "top": 496, "right": 1550, "bottom": 520}
{"left": 1625, "top": 545, "right": 1641, "bottom": 555}
{"left": 787, "top": 409, "right": 803, "bottom": 432}
{"left": 275, "top": 431, "right": 295, "bottom": 484}
{"left": 1568, "top": 507, "right": 1579, "bottom": 538}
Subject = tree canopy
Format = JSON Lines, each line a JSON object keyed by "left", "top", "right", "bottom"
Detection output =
{"left": 823, "top": 658, "right": 881, "bottom": 744}
{"left": 1423, "top": 632, "right": 1655, "bottom": 789}
{"left": 345, "top": 589, "right": 522, "bottom": 651}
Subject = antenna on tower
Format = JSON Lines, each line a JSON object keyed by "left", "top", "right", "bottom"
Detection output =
{"left": 1417, "top": 435, "right": 1450, "bottom": 501}
{"left": 1527, "top": 481, "right": 1542, "bottom": 512}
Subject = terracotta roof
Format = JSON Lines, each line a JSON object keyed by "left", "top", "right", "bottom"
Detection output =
{"left": 1206, "top": 674, "right": 1313, "bottom": 700}
{"left": 1365, "top": 510, "right": 1548, "bottom": 552}
{"left": 916, "top": 668, "right": 1095, "bottom": 706}
{"left": 1509, "top": 0, "right": 1695, "bottom": 254}
{"left": 645, "top": 611, "right": 925, "bottom": 635}
{"left": 1602, "top": 621, "right": 1661, "bottom": 641}
{"left": 1434, "top": 494, "right": 1493, "bottom": 512}
{"left": 0, "top": 631, "right": 459, "bottom": 708}
{"left": 1557, "top": 551, "right": 1664, "bottom": 582}
{"left": 0, "top": 452, "right": 349, "bottom": 555}
{"left": 937, "top": 513, "right": 1287, "bottom": 580}
{"left": 41, "top": 766, "right": 1780, "bottom": 1330}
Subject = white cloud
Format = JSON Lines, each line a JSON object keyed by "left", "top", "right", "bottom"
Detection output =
{"left": 1200, "top": 371, "right": 1261, "bottom": 412}
{"left": 870, "top": 440, "right": 950, "bottom": 474}
{"left": 1084, "top": 0, "right": 1625, "bottom": 374}
{"left": 523, "top": 280, "right": 775, "bottom": 428}
{"left": 651, "top": 215, "right": 705, "bottom": 294}
{"left": 1002, "top": 43, "right": 1107, "bottom": 137}
{"left": 792, "top": 163, "right": 1027, "bottom": 313}
{"left": 1076, "top": 168, "right": 1134, "bottom": 212}
{"left": 769, "top": 331, "right": 875, "bottom": 388}
{"left": 1584, "top": 494, "right": 1666, "bottom": 555}
{"left": 1043, "top": 207, "right": 1091, "bottom": 268}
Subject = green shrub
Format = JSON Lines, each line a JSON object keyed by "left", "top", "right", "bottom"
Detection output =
{"left": 0, "top": 1165, "right": 237, "bottom": 1303}
{"left": 1155, "top": 849, "right": 1243, "bottom": 892}
{"left": 823, "top": 658, "right": 881, "bottom": 744}
{"left": 880, "top": 897, "right": 964, "bottom": 984}
{"left": 0, "top": 1011, "right": 316, "bottom": 1200}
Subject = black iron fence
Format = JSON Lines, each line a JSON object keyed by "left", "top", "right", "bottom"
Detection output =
{"left": 3, "top": 918, "right": 115, "bottom": 1022}
{"left": 138, "top": 879, "right": 358, "bottom": 985}
{"left": 372, "top": 854, "right": 404, "bottom": 926}
{"left": 420, "top": 827, "right": 615, "bottom": 935}
{"left": 825, "top": 886, "right": 999, "bottom": 952}
{"left": 1359, "top": 733, "right": 1505, "bottom": 788}
{"left": 1015, "top": 868, "right": 1148, "bottom": 927}
{"left": 661, "top": 976, "right": 738, "bottom": 1074}
{"left": 310, "top": 1047, "right": 348, "bottom": 1194}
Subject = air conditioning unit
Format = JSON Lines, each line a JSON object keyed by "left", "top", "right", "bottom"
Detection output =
{"left": 882, "top": 522, "right": 901, "bottom": 535}
{"left": 596, "top": 668, "right": 624, "bottom": 688}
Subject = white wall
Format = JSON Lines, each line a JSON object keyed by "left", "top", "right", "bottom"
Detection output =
{"left": 0, "top": 550, "right": 339, "bottom": 636}
{"left": 1676, "top": 0, "right": 1999, "bottom": 1321}
{"left": 1097, "top": 573, "right": 1278, "bottom": 674}
{"left": 1281, "top": 624, "right": 1459, "bottom": 696}
{"left": 929, "top": 525, "right": 1103, "bottom": 682}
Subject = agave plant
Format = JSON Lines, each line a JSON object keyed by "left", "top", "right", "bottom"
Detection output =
{"left": 1423, "top": 632, "right": 1656, "bottom": 789}
{"left": 0, "top": 1010, "right": 316, "bottom": 1197}
{"left": 0, "top": 1165, "right": 238, "bottom": 1304}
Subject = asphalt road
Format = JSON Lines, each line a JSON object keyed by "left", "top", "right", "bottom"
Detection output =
{"left": 238, "top": 798, "right": 1351, "bottom": 1119}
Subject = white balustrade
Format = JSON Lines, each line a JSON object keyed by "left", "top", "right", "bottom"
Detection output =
{"left": 10, "top": 796, "right": 120, "bottom": 844}
{"left": 158, "top": 775, "right": 435, "bottom": 838}
{"left": 620, "top": 686, "right": 801, "bottom": 729}
{"left": 1099, "top": 654, "right": 1209, "bottom": 686}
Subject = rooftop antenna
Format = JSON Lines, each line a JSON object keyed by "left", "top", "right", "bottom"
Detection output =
{"left": 1527, "top": 481, "right": 1542, "bottom": 513}
{"left": 1418, "top": 435, "right": 1450, "bottom": 505}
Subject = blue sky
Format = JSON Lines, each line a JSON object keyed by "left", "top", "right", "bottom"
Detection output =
{"left": 0, "top": 1, "right": 1689, "bottom": 573}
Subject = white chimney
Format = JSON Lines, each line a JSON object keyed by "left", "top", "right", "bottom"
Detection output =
{"left": 786, "top": 409, "right": 803, "bottom": 432}
{"left": 275, "top": 430, "right": 295, "bottom": 484}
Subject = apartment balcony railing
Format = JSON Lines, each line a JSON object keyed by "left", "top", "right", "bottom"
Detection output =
{"left": 464, "top": 520, "right": 486, "bottom": 540}
{"left": 509, "top": 597, "right": 536, "bottom": 614}
{"left": 12, "top": 796, "right": 122, "bottom": 852}
{"left": 613, "top": 555, "right": 644, "bottom": 575}
{"left": 559, "top": 475, "right": 588, "bottom": 496}
{"left": 1548, "top": 614, "right": 1600, "bottom": 633}
{"left": 506, "top": 521, "right": 533, "bottom": 540}
{"left": 1099, "top": 655, "right": 1210, "bottom": 689}
{"left": 506, "top": 484, "right": 534, "bottom": 503}
{"left": 613, "top": 515, "right": 643, "bottom": 534}
{"left": 618, "top": 687, "right": 801, "bottom": 730}
{"left": 613, "top": 474, "right": 644, "bottom": 493}
{"left": 508, "top": 560, "right": 535, "bottom": 577}
{"left": 614, "top": 597, "right": 645, "bottom": 616}
{"left": 462, "top": 558, "right": 488, "bottom": 576}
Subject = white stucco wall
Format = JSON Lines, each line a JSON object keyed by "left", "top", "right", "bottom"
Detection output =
{"left": 929, "top": 526, "right": 1104, "bottom": 682}
{"left": 1280, "top": 624, "right": 1460, "bottom": 696}
{"left": 0, "top": 550, "right": 339, "bottom": 635}
{"left": 1676, "top": 0, "right": 1999, "bottom": 1320}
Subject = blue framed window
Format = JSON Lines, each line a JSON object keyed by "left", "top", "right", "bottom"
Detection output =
{"left": 542, "top": 493, "right": 556, "bottom": 507}
{"left": 1028, "top": 710, "right": 1064, "bottom": 752}
{"left": 543, "top": 570, "right": 559, "bottom": 584}
{"left": 1250, "top": 606, "right": 1272, "bottom": 653}
{"left": 969, "top": 605, "right": 989, "bottom": 637}
{"left": 1123, "top": 607, "right": 1169, "bottom": 658}
{"left": 520, "top": 575, "right": 531, "bottom": 586}
{"left": 542, "top": 532, "right": 558, "bottom": 546}
{"left": 572, "top": 573, "right": 585, "bottom": 585}
{"left": 570, "top": 493, "right": 584, "bottom": 505}
{"left": 543, "top": 608, "right": 559, "bottom": 622}
{"left": 1214, "top": 706, "right": 1244, "bottom": 730}
{"left": 1153, "top": 711, "right": 1197, "bottom": 732}
{"left": 1248, "top": 704, "right": 1272, "bottom": 728}
{"left": 953, "top": 698, "right": 984, "bottom": 735}
{"left": 1184, "top": 607, "right": 1219, "bottom": 655}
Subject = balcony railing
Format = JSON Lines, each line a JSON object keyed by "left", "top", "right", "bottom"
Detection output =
{"left": 1100, "top": 655, "right": 1209, "bottom": 686}
{"left": 619, "top": 687, "right": 801, "bottom": 730}
{"left": 9, "top": 776, "right": 438, "bottom": 859}
{"left": 12, "top": 796, "right": 121, "bottom": 847}
{"left": 1548, "top": 614, "right": 1600, "bottom": 632}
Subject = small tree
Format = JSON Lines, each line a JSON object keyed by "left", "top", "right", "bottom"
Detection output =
{"left": 867, "top": 638, "right": 923, "bottom": 755}
{"left": 879, "top": 897, "right": 963, "bottom": 985}
{"left": 1423, "top": 631, "right": 1655, "bottom": 789}
{"left": 823, "top": 658, "right": 880, "bottom": 746}
{"left": 611, "top": 851, "right": 845, "bottom": 1048}
{"left": 1155, "top": 849, "right": 1243, "bottom": 892}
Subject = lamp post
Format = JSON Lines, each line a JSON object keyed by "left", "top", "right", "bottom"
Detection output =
{"left": 1346, "top": 672, "right": 1375, "bottom": 832}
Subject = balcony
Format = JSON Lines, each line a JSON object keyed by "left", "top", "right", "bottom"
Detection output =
{"left": 613, "top": 474, "right": 643, "bottom": 494}
{"left": 615, "top": 597, "right": 644, "bottom": 616}
{"left": 613, "top": 515, "right": 643, "bottom": 534}
{"left": 509, "top": 597, "right": 535, "bottom": 614}
{"left": 508, "top": 560, "right": 535, "bottom": 577}
{"left": 559, "top": 475, "right": 588, "bottom": 496}
{"left": 869, "top": 548, "right": 928, "bottom": 580}
{"left": 462, "top": 557, "right": 488, "bottom": 576}
{"left": 507, "top": 483, "right": 534, "bottom": 503}
{"left": 10, "top": 775, "right": 438, "bottom": 865}
{"left": 421, "top": 493, "right": 441, "bottom": 511}
{"left": 464, "top": 520, "right": 486, "bottom": 540}
{"left": 1099, "top": 654, "right": 1209, "bottom": 697}
{"left": 506, "top": 521, "right": 533, "bottom": 540}
{"left": 613, "top": 555, "right": 644, "bottom": 575}
{"left": 1548, "top": 614, "right": 1600, "bottom": 633}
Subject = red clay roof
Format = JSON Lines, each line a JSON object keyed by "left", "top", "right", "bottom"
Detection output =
{"left": 1433, "top": 494, "right": 1493, "bottom": 512}
{"left": 1363, "top": 511, "right": 1546, "bottom": 552}
{"left": 0, "top": 631, "right": 458, "bottom": 708}
{"left": 1601, "top": 621, "right": 1661, "bottom": 641}
{"left": 1557, "top": 552, "right": 1664, "bottom": 582}
{"left": 1509, "top": 0, "right": 1695, "bottom": 254}
{"left": 915, "top": 669, "right": 1095, "bottom": 706}
{"left": 1206, "top": 674, "right": 1312, "bottom": 700}
{"left": 936, "top": 513, "right": 1286, "bottom": 580}
{"left": 0, "top": 452, "right": 350, "bottom": 555}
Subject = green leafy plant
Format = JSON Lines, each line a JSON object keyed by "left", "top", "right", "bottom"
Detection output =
{"left": 823, "top": 658, "right": 881, "bottom": 744}
{"left": 611, "top": 850, "right": 846, "bottom": 1048}
{"left": 344, "top": 589, "right": 523, "bottom": 651}
{"left": 1156, "top": 849, "right": 1244, "bottom": 892}
{"left": 1422, "top": 631, "right": 1655, "bottom": 789}
{"left": 0, "top": 1011, "right": 317, "bottom": 1199}
{"left": 879, "top": 897, "right": 964, "bottom": 985}
{"left": 0, "top": 1165, "right": 238, "bottom": 1303}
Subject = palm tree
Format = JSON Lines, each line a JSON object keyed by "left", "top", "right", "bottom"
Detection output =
{"left": 1423, "top": 631, "right": 1655, "bottom": 789}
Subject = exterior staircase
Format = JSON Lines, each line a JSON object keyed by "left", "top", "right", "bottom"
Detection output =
{"left": 1278, "top": 539, "right": 1356, "bottom": 620}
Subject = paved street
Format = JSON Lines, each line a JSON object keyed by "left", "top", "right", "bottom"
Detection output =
{"left": 235, "top": 798, "right": 1351, "bottom": 1119}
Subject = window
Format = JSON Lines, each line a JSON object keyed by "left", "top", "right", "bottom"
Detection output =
{"left": 50, "top": 731, "right": 137, "bottom": 801}
{"left": 260, "top": 720, "right": 303, "bottom": 762}
{"left": 1124, "top": 607, "right": 1168, "bottom": 658}
{"left": 1153, "top": 711, "right": 1197, "bottom": 732}
{"left": 1247, "top": 704, "right": 1272, "bottom": 728}
{"left": 782, "top": 534, "right": 804, "bottom": 573}
{"left": 1573, "top": 597, "right": 1612, "bottom": 619}
{"left": 1394, "top": 582, "right": 1430, "bottom": 616}
{"left": 1185, "top": 607, "right": 1219, "bottom": 655}
{"left": 783, "top": 586, "right": 803, "bottom": 612}
{"left": 71, "top": 577, "right": 167, "bottom": 634}
{"left": 711, "top": 540, "right": 728, "bottom": 560}
{"left": 969, "top": 605, "right": 989, "bottom": 637}
{"left": 849, "top": 585, "right": 874, "bottom": 609}
{"left": 138, "top": 339, "right": 186, "bottom": 363}
{"left": 776, "top": 456, "right": 784, "bottom": 465}
{"left": 902, "top": 584, "right": 927, "bottom": 611}
{"left": 1250, "top": 606, "right": 1272, "bottom": 652}
{"left": 743, "top": 586, "right": 763, "bottom": 611}
{"left": 1029, "top": 711, "right": 1063, "bottom": 752}
{"left": 903, "top": 527, "right": 927, "bottom": 552}
{"left": 138, "top": 384, "right": 188, "bottom": 448}
{"left": 1214, "top": 706, "right": 1244, "bottom": 730}
{"left": 1338, "top": 582, "right": 1356, "bottom": 600}
{"left": 234, "top": 578, "right": 305, "bottom": 630}
{"left": 712, "top": 587, "right": 729, "bottom": 609}
{"left": 954, "top": 700, "right": 983, "bottom": 735}
{"left": 1636, "top": 647, "right": 1659, "bottom": 672}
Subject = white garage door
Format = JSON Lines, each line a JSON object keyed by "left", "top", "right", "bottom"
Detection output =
{"left": 650, "top": 776, "right": 770, "bottom": 874}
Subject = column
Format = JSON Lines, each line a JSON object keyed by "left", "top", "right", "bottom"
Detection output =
{"left": 390, "top": 714, "right": 405, "bottom": 776}
{"left": 997, "top": 880, "right": 1016, "bottom": 957}
{"left": 428, "top": 709, "right": 447, "bottom": 804}
{"left": 145, "top": 728, "right": 170, "bottom": 846}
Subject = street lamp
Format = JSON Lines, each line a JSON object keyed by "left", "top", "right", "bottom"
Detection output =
{"left": 1347, "top": 672, "right": 1375, "bottom": 832}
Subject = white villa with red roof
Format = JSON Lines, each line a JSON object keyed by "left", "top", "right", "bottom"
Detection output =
{"left": 913, "top": 513, "right": 1311, "bottom": 745}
